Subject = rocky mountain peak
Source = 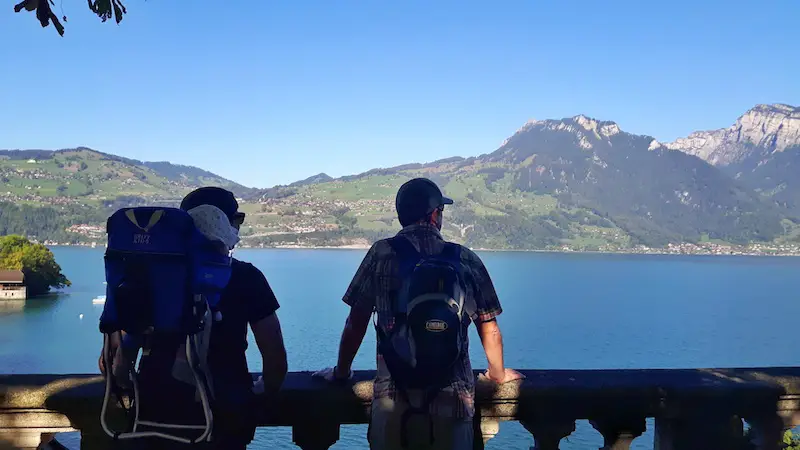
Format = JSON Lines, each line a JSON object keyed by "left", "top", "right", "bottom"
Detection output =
{"left": 510, "top": 115, "right": 623, "bottom": 140}
{"left": 750, "top": 103, "right": 799, "bottom": 115}
{"left": 648, "top": 139, "right": 663, "bottom": 151}
{"left": 573, "top": 115, "right": 621, "bottom": 138}
{"left": 500, "top": 115, "right": 627, "bottom": 152}
{"left": 573, "top": 114, "right": 598, "bottom": 132}
{"left": 665, "top": 103, "right": 800, "bottom": 166}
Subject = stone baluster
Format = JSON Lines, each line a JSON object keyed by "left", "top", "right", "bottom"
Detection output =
{"left": 654, "top": 414, "right": 743, "bottom": 450}
{"left": 0, "top": 410, "right": 77, "bottom": 450}
{"left": 472, "top": 418, "right": 500, "bottom": 449}
{"left": 0, "top": 431, "right": 41, "bottom": 449}
{"left": 519, "top": 418, "right": 576, "bottom": 450}
{"left": 292, "top": 422, "right": 340, "bottom": 450}
{"left": 589, "top": 417, "right": 646, "bottom": 450}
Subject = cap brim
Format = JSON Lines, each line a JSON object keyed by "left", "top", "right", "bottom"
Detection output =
{"left": 442, "top": 196, "right": 454, "bottom": 205}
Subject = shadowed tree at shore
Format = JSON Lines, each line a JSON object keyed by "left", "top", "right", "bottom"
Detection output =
{"left": 0, "top": 235, "right": 71, "bottom": 296}
{"left": 13, "top": 0, "right": 127, "bottom": 36}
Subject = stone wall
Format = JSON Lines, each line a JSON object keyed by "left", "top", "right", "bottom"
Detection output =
{"left": 0, "top": 287, "right": 26, "bottom": 300}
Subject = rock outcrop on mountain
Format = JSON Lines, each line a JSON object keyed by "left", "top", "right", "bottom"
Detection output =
{"left": 478, "top": 114, "right": 783, "bottom": 245}
{"left": 665, "top": 104, "right": 800, "bottom": 166}
{"left": 665, "top": 104, "right": 800, "bottom": 215}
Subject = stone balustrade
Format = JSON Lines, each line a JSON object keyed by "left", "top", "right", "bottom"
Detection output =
{"left": 2, "top": 367, "right": 800, "bottom": 450}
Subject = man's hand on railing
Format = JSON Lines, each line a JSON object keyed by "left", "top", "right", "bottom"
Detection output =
{"left": 312, "top": 366, "right": 354, "bottom": 383}
{"left": 252, "top": 376, "right": 264, "bottom": 394}
{"left": 481, "top": 368, "right": 525, "bottom": 385}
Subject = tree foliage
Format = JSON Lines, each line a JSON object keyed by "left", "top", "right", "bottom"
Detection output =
{"left": 784, "top": 430, "right": 800, "bottom": 450}
{"left": 0, "top": 202, "right": 100, "bottom": 243}
{"left": 737, "top": 428, "right": 800, "bottom": 450}
{"left": 13, "top": 0, "right": 127, "bottom": 36}
{"left": 448, "top": 207, "right": 564, "bottom": 249}
{"left": 0, "top": 235, "right": 70, "bottom": 297}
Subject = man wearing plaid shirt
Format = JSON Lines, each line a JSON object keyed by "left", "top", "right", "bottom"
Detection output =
{"left": 314, "top": 178, "right": 523, "bottom": 450}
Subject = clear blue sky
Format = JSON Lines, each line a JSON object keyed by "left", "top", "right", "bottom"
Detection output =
{"left": 1, "top": 0, "right": 798, "bottom": 188}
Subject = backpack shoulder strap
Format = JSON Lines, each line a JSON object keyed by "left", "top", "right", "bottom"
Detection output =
{"left": 441, "top": 242, "right": 475, "bottom": 301}
{"left": 440, "top": 242, "right": 462, "bottom": 263}
{"left": 439, "top": 242, "right": 466, "bottom": 279}
{"left": 388, "top": 236, "right": 421, "bottom": 274}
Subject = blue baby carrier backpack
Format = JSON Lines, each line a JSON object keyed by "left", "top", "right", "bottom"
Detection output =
{"left": 98, "top": 207, "right": 233, "bottom": 444}
{"left": 375, "top": 236, "right": 469, "bottom": 448}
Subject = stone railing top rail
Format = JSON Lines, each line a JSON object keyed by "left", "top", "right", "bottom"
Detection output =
{"left": 2, "top": 367, "right": 800, "bottom": 427}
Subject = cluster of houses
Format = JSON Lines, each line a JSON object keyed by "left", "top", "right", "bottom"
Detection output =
{"left": 66, "top": 224, "right": 106, "bottom": 239}
{"left": 0, "top": 166, "right": 60, "bottom": 182}
{"left": 0, "top": 191, "right": 80, "bottom": 206}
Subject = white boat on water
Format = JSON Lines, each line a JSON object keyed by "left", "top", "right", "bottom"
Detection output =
{"left": 92, "top": 295, "right": 106, "bottom": 305}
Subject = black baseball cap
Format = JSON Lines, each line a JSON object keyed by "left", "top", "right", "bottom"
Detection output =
{"left": 396, "top": 178, "right": 453, "bottom": 225}
{"left": 180, "top": 187, "right": 241, "bottom": 222}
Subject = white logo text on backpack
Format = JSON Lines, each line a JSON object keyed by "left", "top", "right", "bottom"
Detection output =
{"left": 425, "top": 319, "right": 448, "bottom": 332}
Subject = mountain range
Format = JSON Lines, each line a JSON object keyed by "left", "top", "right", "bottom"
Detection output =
{"left": 2, "top": 104, "right": 799, "bottom": 250}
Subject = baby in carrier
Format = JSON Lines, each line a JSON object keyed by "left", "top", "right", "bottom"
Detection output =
{"left": 111, "top": 205, "right": 239, "bottom": 386}
{"left": 164, "top": 205, "right": 239, "bottom": 392}
{"left": 185, "top": 204, "right": 241, "bottom": 255}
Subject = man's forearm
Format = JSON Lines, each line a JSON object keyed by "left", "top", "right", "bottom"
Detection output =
{"left": 261, "top": 357, "right": 287, "bottom": 393}
{"left": 336, "top": 312, "right": 369, "bottom": 373}
{"left": 477, "top": 320, "right": 505, "bottom": 377}
{"left": 99, "top": 331, "right": 124, "bottom": 374}
{"left": 107, "top": 331, "right": 122, "bottom": 352}
{"left": 251, "top": 314, "right": 288, "bottom": 393}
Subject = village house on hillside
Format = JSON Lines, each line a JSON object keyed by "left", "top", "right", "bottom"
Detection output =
{"left": 0, "top": 270, "right": 26, "bottom": 300}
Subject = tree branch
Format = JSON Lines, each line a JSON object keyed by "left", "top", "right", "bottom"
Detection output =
{"left": 13, "top": 0, "right": 128, "bottom": 36}
{"left": 14, "top": 0, "right": 65, "bottom": 36}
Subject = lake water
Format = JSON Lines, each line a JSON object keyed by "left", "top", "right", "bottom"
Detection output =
{"left": 2, "top": 247, "right": 800, "bottom": 449}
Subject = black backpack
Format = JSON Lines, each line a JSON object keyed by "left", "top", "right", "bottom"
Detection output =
{"left": 376, "top": 236, "right": 468, "bottom": 447}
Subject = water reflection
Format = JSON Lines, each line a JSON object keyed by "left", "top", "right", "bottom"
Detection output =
{"left": 0, "top": 293, "right": 66, "bottom": 316}
{"left": 0, "top": 300, "right": 25, "bottom": 315}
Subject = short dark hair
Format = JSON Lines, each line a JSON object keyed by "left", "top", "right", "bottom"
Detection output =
{"left": 399, "top": 210, "right": 431, "bottom": 228}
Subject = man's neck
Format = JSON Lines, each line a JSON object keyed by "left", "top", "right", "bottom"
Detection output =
{"left": 400, "top": 222, "right": 441, "bottom": 234}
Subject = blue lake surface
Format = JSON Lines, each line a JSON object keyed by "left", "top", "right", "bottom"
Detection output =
{"left": 2, "top": 247, "right": 799, "bottom": 449}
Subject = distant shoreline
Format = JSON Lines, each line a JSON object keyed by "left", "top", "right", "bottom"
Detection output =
{"left": 43, "top": 242, "right": 800, "bottom": 257}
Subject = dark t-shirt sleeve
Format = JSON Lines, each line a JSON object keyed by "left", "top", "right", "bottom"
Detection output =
{"left": 236, "top": 261, "right": 280, "bottom": 325}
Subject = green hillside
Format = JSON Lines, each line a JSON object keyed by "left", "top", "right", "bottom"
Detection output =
{"left": 0, "top": 147, "right": 251, "bottom": 197}
{"left": 0, "top": 147, "right": 251, "bottom": 242}
{"left": 3, "top": 110, "right": 800, "bottom": 251}
{"left": 243, "top": 169, "right": 630, "bottom": 251}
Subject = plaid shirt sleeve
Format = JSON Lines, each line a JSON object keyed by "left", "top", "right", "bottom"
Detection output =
{"left": 341, "top": 241, "right": 380, "bottom": 312}
{"left": 461, "top": 248, "right": 503, "bottom": 323}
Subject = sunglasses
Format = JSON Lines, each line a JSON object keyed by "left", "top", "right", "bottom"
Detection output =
{"left": 232, "top": 212, "right": 246, "bottom": 227}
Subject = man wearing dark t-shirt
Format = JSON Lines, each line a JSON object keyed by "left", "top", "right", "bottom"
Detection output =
{"left": 99, "top": 187, "right": 288, "bottom": 449}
